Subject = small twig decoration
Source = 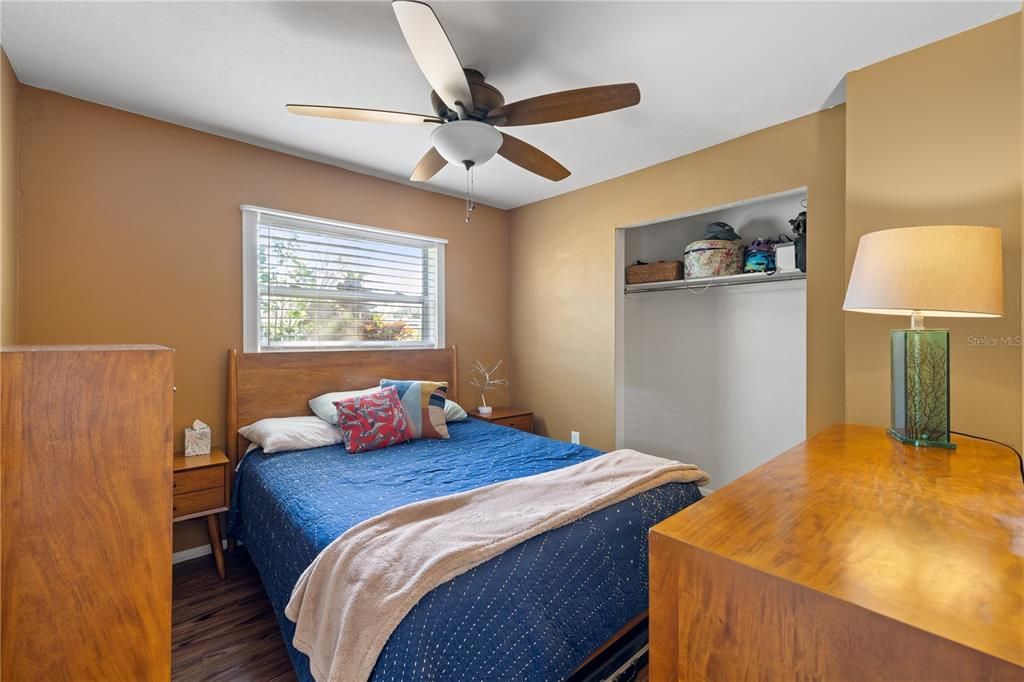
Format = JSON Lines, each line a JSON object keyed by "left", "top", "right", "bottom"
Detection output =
{"left": 468, "top": 360, "right": 509, "bottom": 408}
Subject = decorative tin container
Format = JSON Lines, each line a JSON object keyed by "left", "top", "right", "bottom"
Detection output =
{"left": 683, "top": 239, "right": 744, "bottom": 279}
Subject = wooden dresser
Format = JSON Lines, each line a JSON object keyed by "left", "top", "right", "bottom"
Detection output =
{"left": 650, "top": 424, "right": 1024, "bottom": 681}
{"left": 1, "top": 345, "right": 174, "bottom": 681}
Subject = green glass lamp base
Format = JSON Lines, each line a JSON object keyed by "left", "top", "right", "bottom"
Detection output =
{"left": 887, "top": 427, "right": 956, "bottom": 449}
{"left": 890, "top": 328, "right": 955, "bottom": 450}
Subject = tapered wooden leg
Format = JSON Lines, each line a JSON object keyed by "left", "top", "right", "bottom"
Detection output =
{"left": 206, "top": 514, "right": 226, "bottom": 580}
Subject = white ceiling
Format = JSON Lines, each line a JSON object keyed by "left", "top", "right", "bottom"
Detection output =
{"left": 1, "top": 1, "right": 1019, "bottom": 209}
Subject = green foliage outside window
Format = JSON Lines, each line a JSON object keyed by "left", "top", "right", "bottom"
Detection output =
{"left": 258, "top": 230, "right": 421, "bottom": 346}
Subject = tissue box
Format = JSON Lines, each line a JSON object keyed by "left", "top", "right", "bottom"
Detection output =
{"left": 184, "top": 420, "right": 211, "bottom": 456}
{"left": 775, "top": 242, "right": 796, "bottom": 271}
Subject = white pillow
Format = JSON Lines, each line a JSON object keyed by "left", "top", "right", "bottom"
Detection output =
{"left": 444, "top": 399, "right": 468, "bottom": 422}
{"left": 238, "top": 416, "right": 344, "bottom": 454}
{"left": 309, "top": 388, "right": 380, "bottom": 425}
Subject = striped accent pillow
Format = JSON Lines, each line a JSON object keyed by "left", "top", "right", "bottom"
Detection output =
{"left": 379, "top": 379, "right": 450, "bottom": 440}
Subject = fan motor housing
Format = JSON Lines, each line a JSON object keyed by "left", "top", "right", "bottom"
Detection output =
{"left": 431, "top": 69, "right": 505, "bottom": 121}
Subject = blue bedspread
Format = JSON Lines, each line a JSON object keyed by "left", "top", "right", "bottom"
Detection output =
{"left": 228, "top": 419, "right": 702, "bottom": 681}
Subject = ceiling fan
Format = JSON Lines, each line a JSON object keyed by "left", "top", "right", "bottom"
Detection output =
{"left": 287, "top": 0, "right": 641, "bottom": 191}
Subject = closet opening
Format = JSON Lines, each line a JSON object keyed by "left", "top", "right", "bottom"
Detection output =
{"left": 614, "top": 188, "right": 808, "bottom": 489}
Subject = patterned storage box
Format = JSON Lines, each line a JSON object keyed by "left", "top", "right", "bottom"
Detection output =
{"left": 683, "top": 239, "right": 745, "bottom": 279}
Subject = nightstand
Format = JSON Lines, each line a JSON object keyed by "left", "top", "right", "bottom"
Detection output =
{"left": 469, "top": 407, "right": 534, "bottom": 433}
{"left": 173, "top": 448, "right": 229, "bottom": 580}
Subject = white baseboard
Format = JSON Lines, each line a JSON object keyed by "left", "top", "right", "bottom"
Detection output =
{"left": 699, "top": 486, "right": 715, "bottom": 495}
{"left": 172, "top": 539, "right": 238, "bottom": 565}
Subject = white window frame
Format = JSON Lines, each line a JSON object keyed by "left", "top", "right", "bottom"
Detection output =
{"left": 242, "top": 205, "right": 446, "bottom": 353}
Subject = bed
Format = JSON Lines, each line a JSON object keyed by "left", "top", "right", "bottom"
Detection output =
{"left": 223, "top": 348, "right": 703, "bottom": 681}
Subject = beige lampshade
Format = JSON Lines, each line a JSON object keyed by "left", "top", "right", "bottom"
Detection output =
{"left": 843, "top": 225, "right": 1003, "bottom": 317}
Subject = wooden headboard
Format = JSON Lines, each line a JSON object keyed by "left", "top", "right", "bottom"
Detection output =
{"left": 225, "top": 346, "right": 458, "bottom": 469}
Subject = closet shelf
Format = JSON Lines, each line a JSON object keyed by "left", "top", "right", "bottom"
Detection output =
{"left": 624, "top": 269, "right": 806, "bottom": 294}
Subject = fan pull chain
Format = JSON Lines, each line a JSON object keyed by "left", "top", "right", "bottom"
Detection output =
{"left": 464, "top": 166, "right": 477, "bottom": 223}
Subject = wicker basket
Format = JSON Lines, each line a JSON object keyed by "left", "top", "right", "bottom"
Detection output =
{"left": 626, "top": 260, "right": 684, "bottom": 285}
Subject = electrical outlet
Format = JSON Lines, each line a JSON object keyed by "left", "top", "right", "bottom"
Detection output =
{"left": 571, "top": 431, "right": 581, "bottom": 445}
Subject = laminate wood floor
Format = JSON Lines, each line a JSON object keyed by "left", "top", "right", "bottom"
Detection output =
{"left": 173, "top": 549, "right": 295, "bottom": 682}
{"left": 172, "top": 549, "right": 649, "bottom": 682}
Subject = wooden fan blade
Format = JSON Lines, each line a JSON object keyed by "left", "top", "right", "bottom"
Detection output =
{"left": 286, "top": 104, "right": 442, "bottom": 125}
{"left": 485, "top": 83, "right": 640, "bottom": 127}
{"left": 410, "top": 147, "right": 448, "bottom": 182}
{"left": 392, "top": 1, "right": 474, "bottom": 115}
{"left": 497, "top": 133, "right": 570, "bottom": 181}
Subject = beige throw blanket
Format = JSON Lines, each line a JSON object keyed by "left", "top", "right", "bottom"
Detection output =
{"left": 285, "top": 449, "right": 709, "bottom": 682}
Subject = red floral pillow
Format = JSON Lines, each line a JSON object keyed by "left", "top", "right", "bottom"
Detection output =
{"left": 333, "top": 386, "right": 412, "bottom": 454}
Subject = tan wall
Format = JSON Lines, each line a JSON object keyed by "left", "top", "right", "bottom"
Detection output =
{"left": 845, "top": 14, "right": 1023, "bottom": 449}
{"left": 15, "top": 12, "right": 1020, "bottom": 552}
{"left": 16, "top": 87, "right": 511, "bottom": 550}
{"left": 0, "top": 50, "right": 17, "bottom": 345}
{"left": 508, "top": 108, "right": 847, "bottom": 450}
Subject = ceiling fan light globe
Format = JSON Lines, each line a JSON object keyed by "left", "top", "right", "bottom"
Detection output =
{"left": 431, "top": 120, "right": 502, "bottom": 168}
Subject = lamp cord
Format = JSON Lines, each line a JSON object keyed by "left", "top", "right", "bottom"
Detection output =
{"left": 951, "top": 430, "right": 1024, "bottom": 485}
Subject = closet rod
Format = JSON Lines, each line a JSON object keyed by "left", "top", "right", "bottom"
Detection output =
{"left": 624, "top": 271, "right": 806, "bottom": 295}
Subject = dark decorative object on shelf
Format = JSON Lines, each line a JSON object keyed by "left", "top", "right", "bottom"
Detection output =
{"left": 704, "top": 221, "right": 741, "bottom": 241}
{"left": 789, "top": 211, "right": 807, "bottom": 272}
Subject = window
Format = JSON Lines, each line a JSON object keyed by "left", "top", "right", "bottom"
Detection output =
{"left": 242, "top": 206, "right": 445, "bottom": 352}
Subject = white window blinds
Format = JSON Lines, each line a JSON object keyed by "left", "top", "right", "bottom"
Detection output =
{"left": 242, "top": 206, "right": 445, "bottom": 352}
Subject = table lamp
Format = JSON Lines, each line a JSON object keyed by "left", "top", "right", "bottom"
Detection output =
{"left": 843, "top": 225, "right": 1003, "bottom": 449}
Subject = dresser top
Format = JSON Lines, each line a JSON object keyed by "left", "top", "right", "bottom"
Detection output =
{"left": 652, "top": 424, "right": 1024, "bottom": 667}
{"left": 173, "top": 448, "right": 228, "bottom": 472}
